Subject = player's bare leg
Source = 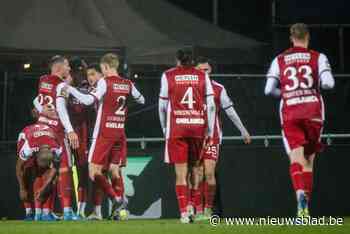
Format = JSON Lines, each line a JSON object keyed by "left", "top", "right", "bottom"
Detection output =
{"left": 288, "top": 146, "right": 309, "bottom": 217}
{"left": 202, "top": 159, "right": 216, "bottom": 219}
{"left": 175, "top": 163, "right": 192, "bottom": 223}
{"left": 190, "top": 163, "right": 204, "bottom": 220}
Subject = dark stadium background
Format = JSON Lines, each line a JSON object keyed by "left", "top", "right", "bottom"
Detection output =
{"left": 0, "top": 0, "right": 350, "bottom": 219}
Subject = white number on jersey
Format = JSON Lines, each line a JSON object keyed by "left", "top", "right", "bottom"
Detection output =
{"left": 115, "top": 96, "right": 126, "bottom": 115}
{"left": 38, "top": 94, "right": 55, "bottom": 109}
{"left": 284, "top": 65, "right": 313, "bottom": 91}
{"left": 180, "top": 87, "right": 196, "bottom": 109}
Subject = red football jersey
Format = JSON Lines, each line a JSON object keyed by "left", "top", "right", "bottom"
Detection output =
{"left": 164, "top": 66, "right": 207, "bottom": 139}
{"left": 276, "top": 47, "right": 324, "bottom": 122}
{"left": 94, "top": 76, "right": 132, "bottom": 140}
{"left": 17, "top": 123, "right": 62, "bottom": 162}
{"left": 212, "top": 81, "right": 224, "bottom": 144}
{"left": 36, "top": 74, "right": 66, "bottom": 134}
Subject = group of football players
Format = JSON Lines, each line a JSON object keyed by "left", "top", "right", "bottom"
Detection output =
{"left": 16, "top": 22, "right": 335, "bottom": 223}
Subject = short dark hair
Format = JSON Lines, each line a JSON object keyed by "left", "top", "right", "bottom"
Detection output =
{"left": 176, "top": 49, "right": 193, "bottom": 66}
{"left": 49, "top": 55, "right": 66, "bottom": 69}
{"left": 87, "top": 63, "right": 102, "bottom": 73}
{"left": 195, "top": 56, "right": 210, "bottom": 65}
{"left": 70, "top": 56, "right": 87, "bottom": 72}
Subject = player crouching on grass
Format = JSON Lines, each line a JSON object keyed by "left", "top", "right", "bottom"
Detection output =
{"left": 16, "top": 124, "right": 62, "bottom": 221}
{"left": 265, "top": 23, "right": 335, "bottom": 217}
{"left": 62, "top": 53, "right": 145, "bottom": 220}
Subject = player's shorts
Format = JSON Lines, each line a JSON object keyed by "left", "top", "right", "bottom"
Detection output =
{"left": 88, "top": 135, "right": 127, "bottom": 168}
{"left": 165, "top": 137, "right": 204, "bottom": 164}
{"left": 73, "top": 123, "right": 88, "bottom": 167}
{"left": 282, "top": 119, "right": 324, "bottom": 155}
{"left": 201, "top": 144, "right": 220, "bottom": 161}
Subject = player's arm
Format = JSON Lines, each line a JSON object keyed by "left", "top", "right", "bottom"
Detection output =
{"left": 318, "top": 53, "right": 335, "bottom": 89}
{"left": 158, "top": 73, "right": 169, "bottom": 136}
{"left": 131, "top": 83, "right": 145, "bottom": 104}
{"left": 66, "top": 78, "right": 106, "bottom": 105}
{"left": 264, "top": 58, "right": 281, "bottom": 98}
{"left": 16, "top": 136, "right": 33, "bottom": 201}
{"left": 205, "top": 73, "right": 216, "bottom": 139}
{"left": 220, "top": 87, "right": 251, "bottom": 144}
{"left": 16, "top": 157, "right": 28, "bottom": 201}
{"left": 56, "top": 83, "right": 79, "bottom": 149}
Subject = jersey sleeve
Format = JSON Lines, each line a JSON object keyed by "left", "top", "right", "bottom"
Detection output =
{"left": 17, "top": 133, "right": 33, "bottom": 161}
{"left": 205, "top": 73, "right": 214, "bottom": 96}
{"left": 131, "top": 83, "right": 145, "bottom": 104}
{"left": 266, "top": 57, "right": 280, "bottom": 81}
{"left": 56, "top": 83, "right": 74, "bottom": 133}
{"left": 220, "top": 87, "right": 234, "bottom": 110}
{"left": 318, "top": 53, "right": 335, "bottom": 89}
{"left": 90, "top": 79, "right": 107, "bottom": 102}
{"left": 159, "top": 73, "right": 169, "bottom": 100}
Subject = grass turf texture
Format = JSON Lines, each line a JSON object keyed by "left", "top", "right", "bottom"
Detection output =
{"left": 0, "top": 219, "right": 349, "bottom": 234}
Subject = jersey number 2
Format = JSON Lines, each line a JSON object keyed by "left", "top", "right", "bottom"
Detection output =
{"left": 115, "top": 96, "right": 126, "bottom": 115}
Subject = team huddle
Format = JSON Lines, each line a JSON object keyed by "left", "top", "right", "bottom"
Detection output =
{"left": 15, "top": 23, "right": 335, "bottom": 223}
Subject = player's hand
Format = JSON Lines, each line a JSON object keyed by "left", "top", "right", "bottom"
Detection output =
{"left": 60, "top": 85, "right": 70, "bottom": 98}
{"left": 42, "top": 105, "right": 58, "bottom": 119}
{"left": 68, "top": 131, "right": 79, "bottom": 149}
{"left": 204, "top": 136, "right": 214, "bottom": 149}
{"left": 243, "top": 133, "right": 251, "bottom": 144}
{"left": 19, "top": 188, "right": 29, "bottom": 201}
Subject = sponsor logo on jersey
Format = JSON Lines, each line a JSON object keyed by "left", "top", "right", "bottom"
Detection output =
{"left": 284, "top": 53, "right": 311, "bottom": 65}
{"left": 286, "top": 95, "right": 318, "bottom": 106}
{"left": 175, "top": 75, "right": 199, "bottom": 82}
{"left": 107, "top": 116, "right": 125, "bottom": 122}
{"left": 174, "top": 110, "right": 203, "bottom": 116}
{"left": 105, "top": 122, "right": 125, "bottom": 129}
{"left": 175, "top": 118, "right": 205, "bottom": 125}
{"left": 38, "top": 116, "right": 59, "bottom": 126}
{"left": 33, "top": 130, "right": 55, "bottom": 138}
{"left": 113, "top": 83, "right": 130, "bottom": 92}
{"left": 283, "top": 89, "right": 317, "bottom": 99}
{"left": 40, "top": 82, "right": 53, "bottom": 90}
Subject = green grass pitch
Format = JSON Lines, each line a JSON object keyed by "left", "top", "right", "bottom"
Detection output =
{"left": 0, "top": 218, "right": 349, "bottom": 234}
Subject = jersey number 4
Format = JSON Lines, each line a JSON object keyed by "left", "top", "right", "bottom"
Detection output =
{"left": 180, "top": 87, "right": 196, "bottom": 109}
{"left": 284, "top": 65, "right": 313, "bottom": 91}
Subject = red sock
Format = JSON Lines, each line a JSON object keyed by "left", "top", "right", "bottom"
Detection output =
{"left": 193, "top": 189, "right": 203, "bottom": 213}
{"left": 33, "top": 176, "right": 43, "bottom": 209}
{"left": 93, "top": 182, "right": 104, "bottom": 206}
{"left": 24, "top": 202, "right": 33, "bottom": 209}
{"left": 112, "top": 176, "right": 124, "bottom": 199}
{"left": 95, "top": 174, "right": 118, "bottom": 200}
{"left": 43, "top": 192, "right": 54, "bottom": 210}
{"left": 204, "top": 184, "right": 216, "bottom": 209}
{"left": 289, "top": 163, "right": 305, "bottom": 192}
{"left": 59, "top": 171, "right": 72, "bottom": 208}
{"left": 175, "top": 185, "right": 188, "bottom": 215}
{"left": 303, "top": 171, "right": 313, "bottom": 200}
{"left": 199, "top": 181, "right": 205, "bottom": 205}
